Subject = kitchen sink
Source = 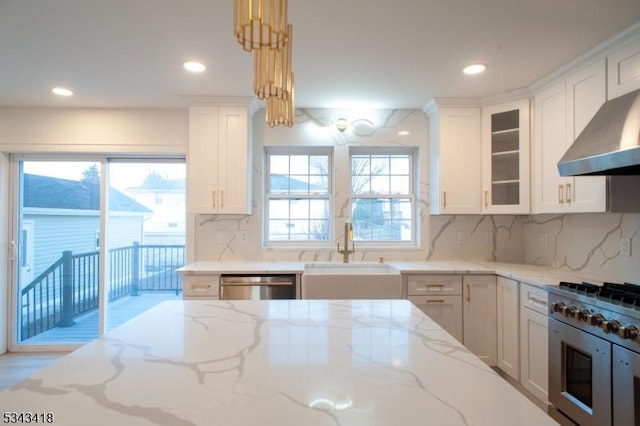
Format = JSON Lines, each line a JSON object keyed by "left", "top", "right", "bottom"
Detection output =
{"left": 303, "top": 262, "right": 400, "bottom": 275}
{"left": 301, "top": 262, "right": 402, "bottom": 299}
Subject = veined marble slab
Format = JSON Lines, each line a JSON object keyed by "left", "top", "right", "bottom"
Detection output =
{"left": 0, "top": 300, "right": 557, "bottom": 425}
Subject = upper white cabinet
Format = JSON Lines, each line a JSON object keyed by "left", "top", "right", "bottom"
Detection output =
{"left": 481, "top": 99, "right": 530, "bottom": 214}
{"left": 188, "top": 104, "right": 252, "bottom": 215}
{"left": 532, "top": 59, "right": 606, "bottom": 213}
{"left": 426, "top": 101, "right": 482, "bottom": 214}
{"left": 607, "top": 33, "right": 640, "bottom": 99}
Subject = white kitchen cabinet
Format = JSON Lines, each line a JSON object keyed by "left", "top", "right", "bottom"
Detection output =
{"left": 188, "top": 103, "right": 252, "bottom": 214}
{"left": 607, "top": 32, "right": 640, "bottom": 99}
{"left": 496, "top": 277, "right": 519, "bottom": 381}
{"left": 425, "top": 101, "right": 482, "bottom": 214}
{"left": 532, "top": 59, "right": 606, "bottom": 213}
{"left": 407, "top": 274, "right": 463, "bottom": 342}
{"left": 182, "top": 274, "right": 220, "bottom": 299}
{"left": 519, "top": 283, "right": 549, "bottom": 405}
{"left": 462, "top": 275, "right": 497, "bottom": 366}
{"left": 481, "top": 99, "right": 530, "bottom": 214}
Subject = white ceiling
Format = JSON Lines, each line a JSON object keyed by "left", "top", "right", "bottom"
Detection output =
{"left": 1, "top": 0, "right": 640, "bottom": 110}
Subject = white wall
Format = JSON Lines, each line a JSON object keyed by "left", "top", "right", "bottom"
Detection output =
{"left": 0, "top": 107, "right": 187, "bottom": 154}
{"left": 0, "top": 153, "right": 8, "bottom": 353}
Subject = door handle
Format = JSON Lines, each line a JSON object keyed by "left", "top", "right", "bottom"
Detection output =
{"left": 443, "top": 191, "right": 447, "bottom": 209}
{"left": 558, "top": 184, "right": 564, "bottom": 205}
{"left": 565, "top": 183, "right": 572, "bottom": 204}
{"left": 221, "top": 190, "right": 224, "bottom": 208}
{"left": 466, "top": 284, "right": 471, "bottom": 302}
{"left": 426, "top": 299, "right": 445, "bottom": 303}
{"left": 484, "top": 190, "right": 489, "bottom": 208}
{"left": 212, "top": 190, "right": 216, "bottom": 207}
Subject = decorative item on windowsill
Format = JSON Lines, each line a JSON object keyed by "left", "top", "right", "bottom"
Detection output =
{"left": 233, "top": 0, "right": 289, "bottom": 52}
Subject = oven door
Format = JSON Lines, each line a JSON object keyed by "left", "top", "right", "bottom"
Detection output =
{"left": 549, "top": 317, "right": 612, "bottom": 426}
{"left": 613, "top": 344, "right": 640, "bottom": 426}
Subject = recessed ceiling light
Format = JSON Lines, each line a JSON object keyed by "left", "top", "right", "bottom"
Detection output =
{"left": 183, "top": 61, "right": 206, "bottom": 72}
{"left": 398, "top": 130, "right": 410, "bottom": 136}
{"left": 463, "top": 63, "right": 487, "bottom": 75}
{"left": 51, "top": 87, "right": 73, "bottom": 97}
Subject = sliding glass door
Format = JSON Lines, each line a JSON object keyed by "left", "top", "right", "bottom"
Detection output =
{"left": 12, "top": 158, "right": 185, "bottom": 349}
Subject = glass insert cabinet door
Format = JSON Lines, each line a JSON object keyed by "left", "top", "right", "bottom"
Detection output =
{"left": 482, "top": 99, "right": 530, "bottom": 214}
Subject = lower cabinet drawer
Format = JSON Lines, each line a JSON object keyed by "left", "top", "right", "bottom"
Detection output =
{"left": 408, "top": 295, "right": 463, "bottom": 342}
{"left": 407, "top": 274, "right": 462, "bottom": 296}
{"left": 519, "top": 283, "right": 548, "bottom": 316}
{"left": 182, "top": 275, "right": 220, "bottom": 298}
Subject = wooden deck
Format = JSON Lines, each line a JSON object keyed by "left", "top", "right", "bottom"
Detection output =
{"left": 24, "top": 292, "right": 182, "bottom": 345}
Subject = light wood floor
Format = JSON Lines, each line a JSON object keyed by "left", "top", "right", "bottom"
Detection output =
{"left": 0, "top": 352, "right": 66, "bottom": 391}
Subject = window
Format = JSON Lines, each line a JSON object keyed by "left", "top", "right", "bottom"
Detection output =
{"left": 350, "top": 148, "right": 416, "bottom": 243}
{"left": 265, "top": 147, "right": 332, "bottom": 243}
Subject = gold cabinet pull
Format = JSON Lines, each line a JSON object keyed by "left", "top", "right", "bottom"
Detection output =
{"left": 443, "top": 191, "right": 447, "bottom": 209}
{"left": 221, "top": 190, "right": 224, "bottom": 208}
{"left": 484, "top": 190, "right": 488, "bottom": 208}
{"left": 426, "top": 299, "right": 445, "bottom": 303}
{"left": 466, "top": 284, "right": 471, "bottom": 302}
{"left": 565, "top": 183, "right": 572, "bottom": 204}
{"left": 558, "top": 184, "right": 564, "bottom": 205}
{"left": 212, "top": 190, "right": 216, "bottom": 207}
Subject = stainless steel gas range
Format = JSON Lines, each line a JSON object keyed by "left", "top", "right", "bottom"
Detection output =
{"left": 547, "top": 282, "right": 640, "bottom": 426}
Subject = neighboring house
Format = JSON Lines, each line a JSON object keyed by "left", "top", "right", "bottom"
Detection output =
{"left": 21, "top": 174, "right": 151, "bottom": 286}
{"left": 123, "top": 175, "right": 186, "bottom": 245}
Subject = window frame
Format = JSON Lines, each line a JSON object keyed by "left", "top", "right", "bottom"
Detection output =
{"left": 263, "top": 146, "right": 334, "bottom": 248}
{"left": 349, "top": 146, "right": 418, "bottom": 248}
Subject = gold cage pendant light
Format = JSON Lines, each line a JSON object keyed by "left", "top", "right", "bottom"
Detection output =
{"left": 234, "top": 0, "right": 289, "bottom": 52}
{"left": 254, "top": 24, "right": 292, "bottom": 100}
{"left": 265, "top": 72, "right": 295, "bottom": 127}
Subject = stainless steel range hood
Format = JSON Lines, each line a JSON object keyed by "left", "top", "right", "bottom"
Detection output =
{"left": 557, "top": 88, "right": 640, "bottom": 176}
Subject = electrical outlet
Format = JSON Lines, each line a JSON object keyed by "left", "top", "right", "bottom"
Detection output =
{"left": 236, "top": 230, "right": 248, "bottom": 243}
{"left": 456, "top": 231, "right": 466, "bottom": 244}
{"left": 216, "top": 230, "right": 230, "bottom": 243}
{"left": 620, "top": 237, "right": 632, "bottom": 257}
{"left": 484, "top": 231, "right": 493, "bottom": 245}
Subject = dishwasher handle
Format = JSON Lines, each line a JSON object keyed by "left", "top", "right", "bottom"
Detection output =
{"left": 220, "top": 275, "right": 295, "bottom": 286}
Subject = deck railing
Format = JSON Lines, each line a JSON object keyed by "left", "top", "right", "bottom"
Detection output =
{"left": 20, "top": 243, "right": 184, "bottom": 340}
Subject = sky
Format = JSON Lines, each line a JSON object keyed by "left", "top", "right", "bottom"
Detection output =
{"left": 23, "top": 161, "right": 185, "bottom": 191}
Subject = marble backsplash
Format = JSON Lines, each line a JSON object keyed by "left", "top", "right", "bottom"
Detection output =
{"left": 523, "top": 213, "right": 640, "bottom": 283}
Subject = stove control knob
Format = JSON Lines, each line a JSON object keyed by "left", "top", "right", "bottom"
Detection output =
{"left": 551, "top": 302, "right": 565, "bottom": 314}
{"left": 602, "top": 319, "right": 620, "bottom": 334}
{"left": 577, "top": 309, "right": 591, "bottom": 322}
{"left": 589, "top": 314, "right": 604, "bottom": 327}
{"left": 617, "top": 325, "right": 639, "bottom": 340}
{"left": 562, "top": 305, "right": 578, "bottom": 318}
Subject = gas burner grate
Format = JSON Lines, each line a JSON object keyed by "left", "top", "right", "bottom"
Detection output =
{"left": 599, "top": 282, "right": 640, "bottom": 306}
{"left": 558, "top": 281, "right": 600, "bottom": 294}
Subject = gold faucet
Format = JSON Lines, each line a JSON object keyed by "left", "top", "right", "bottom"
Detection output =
{"left": 337, "top": 221, "right": 355, "bottom": 263}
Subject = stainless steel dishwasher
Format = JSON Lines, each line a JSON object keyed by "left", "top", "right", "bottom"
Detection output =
{"left": 219, "top": 274, "right": 296, "bottom": 300}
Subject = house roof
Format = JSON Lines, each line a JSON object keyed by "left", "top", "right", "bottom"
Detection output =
{"left": 24, "top": 174, "right": 152, "bottom": 213}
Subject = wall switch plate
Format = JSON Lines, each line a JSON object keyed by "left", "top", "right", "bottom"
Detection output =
{"left": 456, "top": 231, "right": 466, "bottom": 244}
{"left": 484, "top": 231, "right": 493, "bottom": 245}
{"left": 236, "top": 230, "right": 248, "bottom": 243}
{"left": 216, "top": 230, "right": 230, "bottom": 243}
{"left": 620, "top": 237, "right": 632, "bottom": 257}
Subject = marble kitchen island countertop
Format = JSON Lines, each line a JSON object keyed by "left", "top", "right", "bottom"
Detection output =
{"left": 0, "top": 300, "right": 558, "bottom": 426}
